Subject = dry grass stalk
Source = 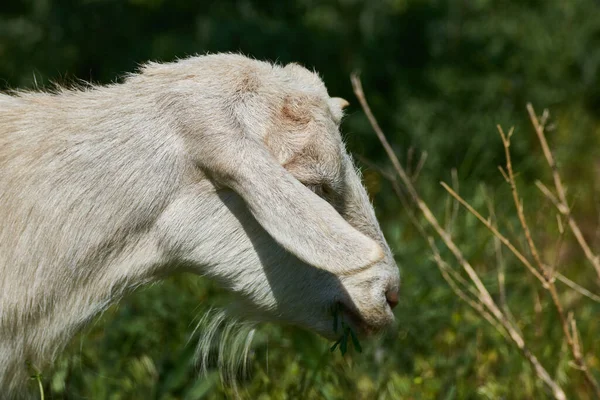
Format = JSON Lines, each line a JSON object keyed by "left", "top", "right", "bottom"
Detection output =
{"left": 351, "top": 74, "right": 567, "bottom": 400}
{"left": 503, "top": 108, "right": 600, "bottom": 397}
{"left": 483, "top": 190, "right": 520, "bottom": 330}
{"left": 555, "top": 274, "right": 600, "bottom": 303}
{"left": 443, "top": 183, "right": 599, "bottom": 304}
{"left": 497, "top": 125, "right": 548, "bottom": 279}
{"left": 441, "top": 183, "right": 546, "bottom": 284}
{"left": 387, "top": 176, "right": 503, "bottom": 335}
{"left": 527, "top": 104, "right": 600, "bottom": 284}
{"left": 390, "top": 174, "right": 508, "bottom": 340}
{"left": 445, "top": 119, "right": 600, "bottom": 397}
{"left": 496, "top": 124, "right": 590, "bottom": 386}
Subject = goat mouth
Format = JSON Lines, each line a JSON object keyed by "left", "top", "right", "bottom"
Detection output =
{"left": 336, "top": 303, "right": 378, "bottom": 338}
{"left": 343, "top": 309, "right": 368, "bottom": 336}
{"left": 335, "top": 297, "right": 398, "bottom": 339}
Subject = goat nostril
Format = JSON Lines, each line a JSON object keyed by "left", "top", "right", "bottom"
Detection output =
{"left": 386, "top": 288, "right": 399, "bottom": 310}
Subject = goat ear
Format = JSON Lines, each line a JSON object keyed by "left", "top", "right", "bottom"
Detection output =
{"left": 199, "top": 133, "right": 384, "bottom": 275}
{"left": 331, "top": 97, "right": 350, "bottom": 110}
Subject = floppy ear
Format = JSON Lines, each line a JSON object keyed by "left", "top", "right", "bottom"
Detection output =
{"left": 198, "top": 132, "right": 384, "bottom": 275}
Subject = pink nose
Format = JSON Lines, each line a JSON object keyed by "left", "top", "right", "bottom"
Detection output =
{"left": 386, "top": 288, "right": 399, "bottom": 309}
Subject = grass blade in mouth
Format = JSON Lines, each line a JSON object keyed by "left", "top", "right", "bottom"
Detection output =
{"left": 330, "top": 304, "right": 362, "bottom": 355}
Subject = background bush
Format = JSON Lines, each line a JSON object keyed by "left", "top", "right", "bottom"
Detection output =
{"left": 2, "top": 0, "right": 599, "bottom": 398}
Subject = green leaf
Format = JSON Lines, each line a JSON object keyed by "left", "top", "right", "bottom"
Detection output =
{"left": 340, "top": 333, "right": 348, "bottom": 355}
{"left": 330, "top": 337, "right": 342, "bottom": 353}
{"left": 349, "top": 328, "right": 362, "bottom": 353}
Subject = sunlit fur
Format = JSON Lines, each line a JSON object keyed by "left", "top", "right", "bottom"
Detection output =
{"left": 0, "top": 53, "right": 399, "bottom": 397}
{"left": 190, "top": 308, "right": 256, "bottom": 394}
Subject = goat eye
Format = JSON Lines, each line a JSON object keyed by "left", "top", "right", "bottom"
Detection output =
{"left": 321, "top": 184, "right": 334, "bottom": 197}
{"left": 306, "top": 183, "right": 334, "bottom": 200}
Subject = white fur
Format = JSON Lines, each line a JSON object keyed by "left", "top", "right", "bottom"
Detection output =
{"left": 0, "top": 53, "right": 399, "bottom": 396}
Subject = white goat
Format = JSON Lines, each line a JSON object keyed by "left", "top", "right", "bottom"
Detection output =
{"left": 0, "top": 53, "right": 400, "bottom": 396}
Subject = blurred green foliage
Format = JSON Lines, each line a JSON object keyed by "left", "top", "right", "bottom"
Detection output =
{"left": 2, "top": 0, "right": 600, "bottom": 398}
